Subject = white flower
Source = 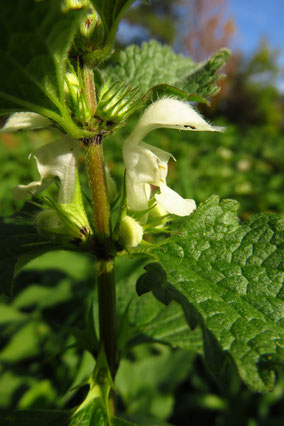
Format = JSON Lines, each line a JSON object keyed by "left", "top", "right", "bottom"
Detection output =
{"left": 1, "top": 112, "right": 93, "bottom": 240}
{"left": 14, "top": 137, "right": 79, "bottom": 203}
{"left": 1, "top": 112, "right": 79, "bottom": 203}
{"left": 1, "top": 112, "right": 52, "bottom": 132}
{"left": 123, "top": 98, "right": 223, "bottom": 216}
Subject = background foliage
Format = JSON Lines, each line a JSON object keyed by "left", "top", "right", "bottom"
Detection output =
{"left": 0, "top": 0, "right": 284, "bottom": 425}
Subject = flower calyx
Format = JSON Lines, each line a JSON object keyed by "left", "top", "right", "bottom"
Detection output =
{"left": 95, "top": 80, "right": 145, "bottom": 133}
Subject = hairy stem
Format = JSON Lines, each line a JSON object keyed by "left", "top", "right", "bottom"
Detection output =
{"left": 83, "top": 66, "right": 97, "bottom": 116}
{"left": 83, "top": 66, "right": 117, "bottom": 415}
{"left": 85, "top": 138, "right": 111, "bottom": 240}
{"left": 85, "top": 137, "right": 117, "bottom": 381}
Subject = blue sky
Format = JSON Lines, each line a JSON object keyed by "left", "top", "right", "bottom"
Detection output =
{"left": 118, "top": 0, "right": 284, "bottom": 90}
{"left": 227, "top": 0, "right": 284, "bottom": 89}
{"left": 229, "top": 0, "right": 284, "bottom": 54}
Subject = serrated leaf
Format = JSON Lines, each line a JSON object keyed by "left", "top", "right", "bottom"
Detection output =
{"left": 137, "top": 196, "right": 284, "bottom": 392}
{"left": 0, "top": 217, "right": 67, "bottom": 295}
{"left": 104, "top": 41, "right": 229, "bottom": 100}
{"left": 0, "top": 0, "right": 87, "bottom": 137}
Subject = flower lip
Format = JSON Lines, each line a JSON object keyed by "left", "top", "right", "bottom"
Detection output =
{"left": 155, "top": 183, "right": 196, "bottom": 217}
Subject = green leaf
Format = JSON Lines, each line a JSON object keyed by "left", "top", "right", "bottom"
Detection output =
{"left": 116, "top": 346, "right": 195, "bottom": 421}
{"left": 104, "top": 41, "right": 230, "bottom": 100}
{"left": 115, "top": 258, "right": 203, "bottom": 353}
{"left": 0, "top": 321, "right": 49, "bottom": 362}
{"left": 137, "top": 196, "right": 284, "bottom": 392}
{"left": 90, "top": 0, "right": 135, "bottom": 34}
{"left": 0, "top": 216, "right": 67, "bottom": 295}
{"left": 69, "top": 401, "right": 108, "bottom": 426}
{"left": 90, "top": 0, "right": 150, "bottom": 47}
{"left": 140, "top": 301, "right": 203, "bottom": 353}
{"left": 0, "top": 0, "right": 88, "bottom": 137}
{"left": 0, "top": 304, "right": 27, "bottom": 324}
{"left": 112, "top": 417, "right": 139, "bottom": 426}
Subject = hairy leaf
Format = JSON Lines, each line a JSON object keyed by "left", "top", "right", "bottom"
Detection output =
{"left": 136, "top": 196, "right": 284, "bottom": 391}
{"left": 104, "top": 41, "right": 230, "bottom": 100}
{"left": 0, "top": 0, "right": 87, "bottom": 136}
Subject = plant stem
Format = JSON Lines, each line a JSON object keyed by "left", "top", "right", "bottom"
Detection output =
{"left": 83, "top": 66, "right": 97, "bottom": 116}
{"left": 85, "top": 138, "right": 111, "bottom": 240}
{"left": 83, "top": 66, "right": 117, "bottom": 414}
{"left": 85, "top": 137, "right": 117, "bottom": 378}
{"left": 98, "top": 259, "right": 117, "bottom": 378}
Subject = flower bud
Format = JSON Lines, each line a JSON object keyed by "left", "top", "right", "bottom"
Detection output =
{"left": 64, "top": 72, "right": 93, "bottom": 123}
{"left": 118, "top": 216, "right": 143, "bottom": 248}
{"left": 64, "top": 73, "right": 80, "bottom": 96}
{"left": 63, "top": 0, "right": 89, "bottom": 11}
{"left": 148, "top": 203, "right": 168, "bottom": 228}
{"left": 68, "top": 2, "right": 105, "bottom": 56}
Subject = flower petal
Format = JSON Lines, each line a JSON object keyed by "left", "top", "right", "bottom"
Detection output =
{"left": 126, "top": 169, "right": 151, "bottom": 211}
{"left": 14, "top": 137, "right": 79, "bottom": 203}
{"left": 155, "top": 183, "right": 196, "bottom": 217}
{"left": 137, "top": 98, "right": 224, "bottom": 134}
{"left": 0, "top": 112, "right": 52, "bottom": 132}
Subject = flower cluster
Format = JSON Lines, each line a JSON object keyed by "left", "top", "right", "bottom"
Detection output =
{"left": 1, "top": 98, "right": 222, "bottom": 248}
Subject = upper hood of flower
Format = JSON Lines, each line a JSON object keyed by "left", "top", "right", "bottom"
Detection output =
{"left": 0, "top": 112, "right": 52, "bottom": 132}
{"left": 127, "top": 98, "right": 224, "bottom": 143}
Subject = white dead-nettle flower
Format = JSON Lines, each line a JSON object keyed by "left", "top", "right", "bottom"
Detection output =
{"left": 0, "top": 112, "right": 79, "bottom": 203}
{"left": 1, "top": 112, "right": 52, "bottom": 132}
{"left": 123, "top": 98, "right": 223, "bottom": 216}
{"left": 14, "top": 137, "right": 79, "bottom": 203}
